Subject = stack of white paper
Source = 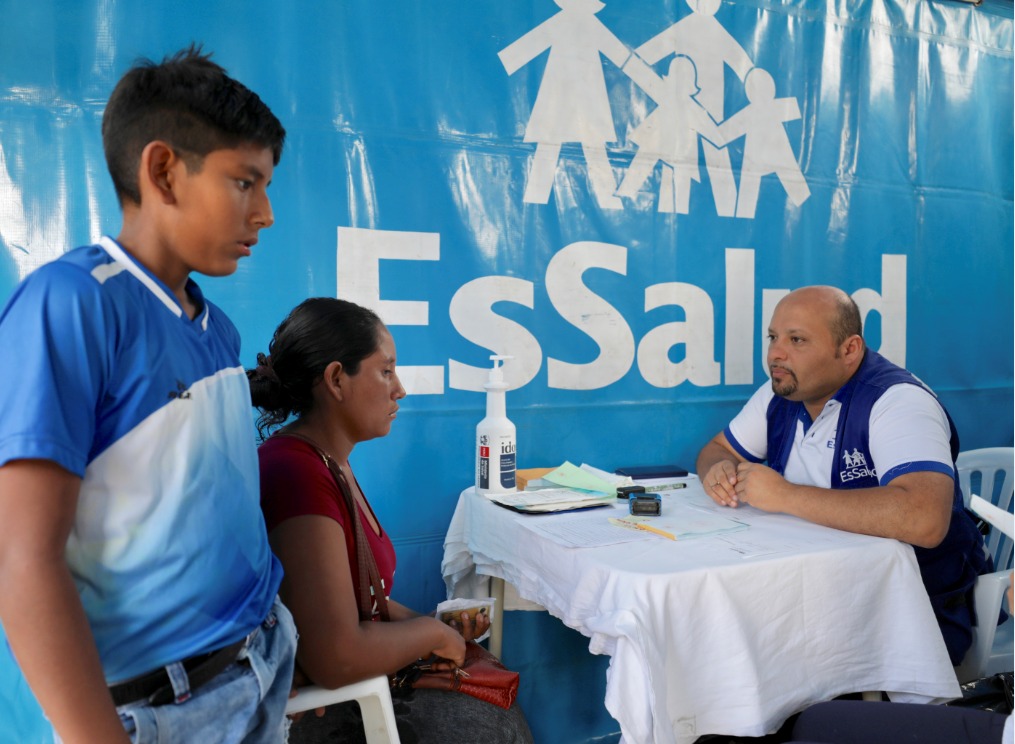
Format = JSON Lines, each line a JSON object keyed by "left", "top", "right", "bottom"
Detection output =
{"left": 484, "top": 487, "right": 614, "bottom": 514}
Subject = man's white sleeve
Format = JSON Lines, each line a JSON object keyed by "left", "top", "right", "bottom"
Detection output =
{"left": 869, "top": 384, "right": 955, "bottom": 485}
{"left": 726, "top": 384, "right": 776, "bottom": 462}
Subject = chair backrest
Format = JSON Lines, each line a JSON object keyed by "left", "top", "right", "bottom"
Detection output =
{"left": 956, "top": 447, "right": 1015, "bottom": 571}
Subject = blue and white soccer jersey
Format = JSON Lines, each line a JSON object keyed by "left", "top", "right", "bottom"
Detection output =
{"left": 0, "top": 237, "right": 282, "bottom": 684}
{"left": 726, "top": 382, "right": 955, "bottom": 487}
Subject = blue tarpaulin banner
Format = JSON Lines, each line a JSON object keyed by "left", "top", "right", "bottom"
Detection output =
{"left": 1, "top": 1, "right": 1012, "bottom": 742}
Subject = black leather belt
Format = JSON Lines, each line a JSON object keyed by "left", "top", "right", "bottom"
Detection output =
{"left": 109, "top": 639, "right": 246, "bottom": 707}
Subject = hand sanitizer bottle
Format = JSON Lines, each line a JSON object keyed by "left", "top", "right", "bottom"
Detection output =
{"left": 476, "top": 355, "right": 516, "bottom": 494}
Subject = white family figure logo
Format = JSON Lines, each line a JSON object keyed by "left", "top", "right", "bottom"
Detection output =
{"left": 632, "top": 0, "right": 752, "bottom": 216}
{"left": 615, "top": 55, "right": 725, "bottom": 214}
{"left": 718, "top": 68, "right": 810, "bottom": 218}
{"left": 499, "top": 0, "right": 810, "bottom": 218}
{"left": 842, "top": 449, "right": 868, "bottom": 469}
{"left": 498, "top": 0, "right": 629, "bottom": 210}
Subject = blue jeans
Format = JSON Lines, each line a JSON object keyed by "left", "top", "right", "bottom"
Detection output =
{"left": 111, "top": 597, "right": 296, "bottom": 744}
{"left": 789, "top": 700, "right": 1009, "bottom": 744}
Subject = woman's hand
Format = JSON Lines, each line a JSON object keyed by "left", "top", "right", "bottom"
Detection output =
{"left": 430, "top": 619, "right": 467, "bottom": 667}
{"left": 447, "top": 609, "right": 491, "bottom": 642}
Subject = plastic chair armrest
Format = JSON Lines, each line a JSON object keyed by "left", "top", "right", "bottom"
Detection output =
{"left": 285, "top": 674, "right": 391, "bottom": 714}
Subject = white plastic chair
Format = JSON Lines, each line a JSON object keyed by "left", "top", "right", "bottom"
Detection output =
{"left": 285, "top": 675, "right": 401, "bottom": 744}
{"left": 954, "top": 447, "right": 1014, "bottom": 683}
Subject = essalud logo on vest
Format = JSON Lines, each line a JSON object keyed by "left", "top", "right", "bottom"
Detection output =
{"left": 840, "top": 449, "right": 877, "bottom": 483}
{"left": 499, "top": 0, "right": 809, "bottom": 217}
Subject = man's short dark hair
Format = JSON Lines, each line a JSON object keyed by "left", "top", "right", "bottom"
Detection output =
{"left": 102, "top": 44, "right": 286, "bottom": 206}
{"left": 830, "top": 293, "right": 863, "bottom": 346}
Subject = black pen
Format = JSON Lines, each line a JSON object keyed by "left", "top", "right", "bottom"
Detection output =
{"left": 642, "top": 482, "right": 688, "bottom": 493}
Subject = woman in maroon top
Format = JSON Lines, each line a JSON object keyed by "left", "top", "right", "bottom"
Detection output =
{"left": 249, "top": 298, "right": 533, "bottom": 744}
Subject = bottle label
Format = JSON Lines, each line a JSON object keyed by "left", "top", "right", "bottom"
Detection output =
{"left": 499, "top": 452, "right": 516, "bottom": 489}
{"left": 477, "top": 435, "right": 515, "bottom": 492}
{"left": 478, "top": 444, "right": 490, "bottom": 490}
{"left": 499, "top": 440, "right": 516, "bottom": 489}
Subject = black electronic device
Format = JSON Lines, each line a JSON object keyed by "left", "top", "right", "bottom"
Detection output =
{"left": 616, "top": 484, "right": 646, "bottom": 500}
{"left": 629, "top": 492, "right": 662, "bottom": 516}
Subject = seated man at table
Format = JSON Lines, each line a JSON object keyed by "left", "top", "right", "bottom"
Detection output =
{"left": 696, "top": 285, "right": 990, "bottom": 665}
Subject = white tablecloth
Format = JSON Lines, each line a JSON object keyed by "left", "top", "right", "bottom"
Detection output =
{"left": 442, "top": 480, "right": 961, "bottom": 744}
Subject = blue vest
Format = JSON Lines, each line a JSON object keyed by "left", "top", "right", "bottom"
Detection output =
{"left": 765, "top": 350, "right": 989, "bottom": 665}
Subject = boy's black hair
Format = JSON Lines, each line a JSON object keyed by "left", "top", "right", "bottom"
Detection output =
{"left": 102, "top": 43, "right": 286, "bottom": 206}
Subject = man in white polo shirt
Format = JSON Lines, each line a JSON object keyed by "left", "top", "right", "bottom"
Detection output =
{"left": 696, "top": 285, "right": 990, "bottom": 665}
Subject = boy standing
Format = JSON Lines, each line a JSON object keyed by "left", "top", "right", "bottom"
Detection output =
{"left": 0, "top": 47, "right": 295, "bottom": 743}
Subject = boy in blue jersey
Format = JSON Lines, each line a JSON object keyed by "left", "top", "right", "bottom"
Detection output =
{"left": 0, "top": 46, "right": 296, "bottom": 743}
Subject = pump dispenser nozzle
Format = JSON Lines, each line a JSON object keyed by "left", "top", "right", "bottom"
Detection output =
{"left": 485, "top": 355, "right": 512, "bottom": 389}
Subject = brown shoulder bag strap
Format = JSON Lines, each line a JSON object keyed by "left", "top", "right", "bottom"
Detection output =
{"left": 278, "top": 432, "right": 390, "bottom": 622}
